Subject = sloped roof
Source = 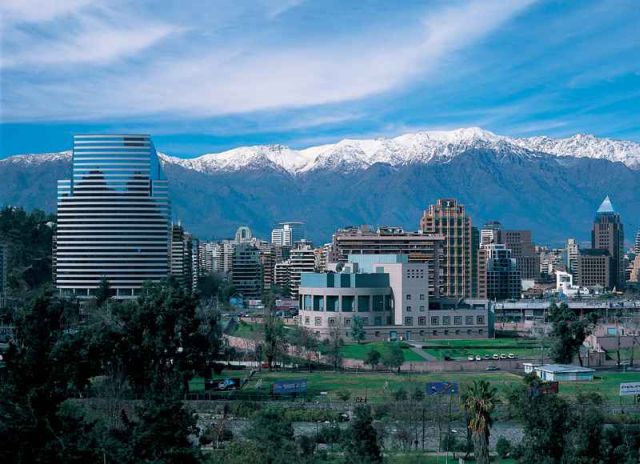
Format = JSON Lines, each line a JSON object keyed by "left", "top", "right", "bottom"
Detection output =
{"left": 597, "top": 195, "right": 615, "bottom": 213}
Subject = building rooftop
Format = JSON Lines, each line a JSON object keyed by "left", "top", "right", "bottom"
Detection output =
{"left": 597, "top": 195, "right": 615, "bottom": 214}
{"left": 536, "top": 364, "right": 595, "bottom": 373}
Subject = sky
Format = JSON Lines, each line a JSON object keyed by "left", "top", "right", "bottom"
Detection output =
{"left": 1, "top": 0, "right": 639, "bottom": 158}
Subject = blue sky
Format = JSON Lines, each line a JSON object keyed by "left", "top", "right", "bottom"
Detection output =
{"left": 1, "top": 0, "right": 639, "bottom": 158}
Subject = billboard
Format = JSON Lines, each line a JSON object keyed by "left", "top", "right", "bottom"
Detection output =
{"left": 206, "top": 378, "right": 241, "bottom": 391}
{"left": 426, "top": 381, "right": 459, "bottom": 396}
{"left": 619, "top": 382, "right": 640, "bottom": 396}
{"left": 272, "top": 379, "right": 308, "bottom": 395}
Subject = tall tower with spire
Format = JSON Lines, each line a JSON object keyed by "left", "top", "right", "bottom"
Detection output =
{"left": 592, "top": 196, "right": 625, "bottom": 290}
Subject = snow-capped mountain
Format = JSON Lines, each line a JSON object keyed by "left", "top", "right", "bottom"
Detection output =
{"left": 2, "top": 128, "right": 639, "bottom": 245}
{"left": 161, "top": 127, "right": 640, "bottom": 173}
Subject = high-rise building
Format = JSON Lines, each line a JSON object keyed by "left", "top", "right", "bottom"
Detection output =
{"left": 576, "top": 249, "right": 611, "bottom": 289}
{"left": 331, "top": 225, "right": 444, "bottom": 297}
{"left": 271, "top": 221, "right": 305, "bottom": 247}
{"left": 480, "top": 221, "right": 503, "bottom": 246}
{"left": 170, "top": 223, "right": 195, "bottom": 290}
{"left": 420, "top": 198, "right": 472, "bottom": 298}
{"left": 274, "top": 261, "right": 292, "bottom": 292}
{"left": 502, "top": 230, "right": 540, "bottom": 280}
{"left": 484, "top": 243, "right": 521, "bottom": 300}
{"left": 257, "top": 242, "right": 276, "bottom": 290}
{"left": 55, "top": 135, "right": 170, "bottom": 299}
{"left": 0, "top": 242, "right": 7, "bottom": 298}
{"left": 566, "top": 238, "right": 580, "bottom": 274}
{"left": 634, "top": 230, "right": 640, "bottom": 255}
{"left": 592, "top": 196, "right": 625, "bottom": 289}
{"left": 289, "top": 242, "right": 316, "bottom": 297}
{"left": 231, "top": 242, "right": 262, "bottom": 298}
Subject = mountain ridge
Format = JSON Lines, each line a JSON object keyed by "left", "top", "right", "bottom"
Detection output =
{"left": 1, "top": 128, "right": 639, "bottom": 246}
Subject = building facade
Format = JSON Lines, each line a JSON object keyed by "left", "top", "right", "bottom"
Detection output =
{"left": 592, "top": 196, "right": 625, "bottom": 290}
{"left": 566, "top": 238, "right": 579, "bottom": 274}
{"left": 420, "top": 198, "right": 472, "bottom": 298}
{"left": 331, "top": 225, "right": 444, "bottom": 297}
{"left": 484, "top": 243, "right": 521, "bottom": 300}
{"left": 271, "top": 221, "right": 305, "bottom": 247}
{"left": 55, "top": 134, "right": 170, "bottom": 298}
{"left": 298, "top": 254, "right": 490, "bottom": 341}
{"left": 289, "top": 242, "right": 317, "bottom": 297}
{"left": 576, "top": 249, "right": 611, "bottom": 289}
{"left": 231, "top": 242, "right": 262, "bottom": 298}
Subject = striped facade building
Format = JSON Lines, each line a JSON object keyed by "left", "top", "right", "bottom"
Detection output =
{"left": 55, "top": 135, "right": 170, "bottom": 298}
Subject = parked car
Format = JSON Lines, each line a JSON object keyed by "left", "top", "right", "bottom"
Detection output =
{"left": 499, "top": 353, "right": 507, "bottom": 360}
{"left": 486, "top": 365, "right": 500, "bottom": 371}
{"left": 467, "top": 356, "right": 475, "bottom": 361}
{"left": 508, "top": 353, "right": 515, "bottom": 359}
{"left": 483, "top": 354, "right": 491, "bottom": 360}
{"left": 475, "top": 355, "right": 482, "bottom": 361}
{"left": 492, "top": 354, "right": 499, "bottom": 360}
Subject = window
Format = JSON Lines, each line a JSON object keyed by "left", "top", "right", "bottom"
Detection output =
{"left": 454, "top": 316, "right": 462, "bottom": 325}
{"left": 465, "top": 316, "right": 474, "bottom": 325}
{"left": 406, "top": 294, "right": 412, "bottom": 300}
{"left": 443, "top": 316, "right": 451, "bottom": 325}
{"left": 406, "top": 306, "right": 412, "bottom": 312}
{"left": 419, "top": 306, "right": 425, "bottom": 312}
{"left": 420, "top": 294, "right": 425, "bottom": 300}
{"left": 304, "top": 316, "right": 310, "bottom": 324}
{"left": 344, "top": 318, "right": 351, "bottom": 326}
{"left": 477, "top": 316, "right": 485, "bottom": 325}
{"left": 432, "top": 330, "right": 438, "bottom": 336}
{"left": 418, "top": 317, "right": 426, "bottom": 326}
{"left": 328, "top": 317, "right": 336, "bottom": 326}
{"left": 374, "top": 316, "right": 382, "bottom": 326}
{"left": 314, "top": 317, "right": 321, "bottom": 327}
{"left": 431, "top": 316, "right": 439, "bottom": 325}
{"left": 405, "top": 317, "right": 413, "bottom": 325}
{"left": 362, "top": 317, "right": 369, "bottom": 326}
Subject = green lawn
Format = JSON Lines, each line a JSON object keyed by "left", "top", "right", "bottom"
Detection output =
{"left": 232, "top": 321, "right": 263, "bottom": 339}
{"left": 197, "top": 369, "right": 640, "bottom": 404}
{"left": 339, "top": 341, "right": 425, "bottom": 362}
{"left": 224, "top": 370, "right": 522, "bottom": 402}
{"left": 422, "top": 338, "right": 546, "bottom": 361}
{"left": 557, "top": 371, "right": 640, "bottom": 399}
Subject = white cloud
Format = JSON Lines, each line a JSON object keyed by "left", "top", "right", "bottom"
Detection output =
{"left": 0, "top": 0, "right": 96, "bottom": 23}
{"left": 1, "top": 0, "right": 537, "bottom": 121}
{"left": 3, "top": 19, "right": 178, "bottom": 67}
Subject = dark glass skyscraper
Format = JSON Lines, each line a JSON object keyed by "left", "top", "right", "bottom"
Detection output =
{"left": 591, "top": 196, "right": 624, "bottom": 290}
{"left": 55, "top": 135, "right": 170, "bottom": 298}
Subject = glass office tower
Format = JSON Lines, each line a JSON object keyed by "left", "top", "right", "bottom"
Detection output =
{"left": 55, "top": 135, "right": 170, "bottom": 298}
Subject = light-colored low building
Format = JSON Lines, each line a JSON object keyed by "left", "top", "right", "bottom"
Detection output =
{"left": 298, "top": 254, "right": 490, "bottom": 341}
{"left": 526, "top": 363, "right": 595, "bottom": 381}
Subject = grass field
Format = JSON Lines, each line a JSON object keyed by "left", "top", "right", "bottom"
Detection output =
{"left": 338, "top": 341, "right": 425, "bottom": 362}
{"left": 200, "top": 369, "right": 640, "bottom": 403}
{"left": 422, "top": 338, "right": 546, "bottom": 361}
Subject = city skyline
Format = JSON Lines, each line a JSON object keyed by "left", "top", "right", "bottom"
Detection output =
{"left": 2, "top": 0, "right": 640, "bottom": 157}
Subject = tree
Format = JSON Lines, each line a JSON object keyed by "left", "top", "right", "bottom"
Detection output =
{"left": 344, "top": 405, "right": 382, "bottom": 464}
{"left": 548, "top": 302, "right": 597, "bottom": 364}
{"left": 95, "top": 278, "right": 112, "bottom": 308}
{"left": 382, "top": 343, "right": 404, "bottom": 373}
{"left": 0, "top": 292, "right": 102, "bottom": 463}
{"left": 350, "top": 316, "right": 366, "bottom": 344}
{"left": 364, "top": 349, "right": 381, "bottom": 370}
{"left": 325, "top": 324, "right": 344, "bottom": 371}
{"left": 244, "top": 408, "right": 300, "bottom": 463}
{"left": 290, "top": 325, "right": 318, "bottom": 371}
{"left": 263, "top": 312, "right": 288, "bottom": 370}
{"left": 462, "top": 380, "right": 497, "bottom": 464}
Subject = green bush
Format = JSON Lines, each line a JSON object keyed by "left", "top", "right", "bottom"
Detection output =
{"left": 495, "top": 436, "right": 511, "bottom": 458}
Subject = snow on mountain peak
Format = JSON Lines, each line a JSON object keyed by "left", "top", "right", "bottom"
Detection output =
{"left": 5, "top": 129, "right": 640, "bottom": 174}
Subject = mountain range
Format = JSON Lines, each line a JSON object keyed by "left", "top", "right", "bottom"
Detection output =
{"left": 1, "top": 127, "right": 639, "bottom": 246}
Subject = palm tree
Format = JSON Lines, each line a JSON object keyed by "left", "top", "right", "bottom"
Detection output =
{"left": 462, "top": 380, "right": 497, "bottom": 464}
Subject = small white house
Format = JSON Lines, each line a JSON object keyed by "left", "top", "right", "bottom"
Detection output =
{"left": 530, "top": 364, "right": 595, "bottom": 382}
